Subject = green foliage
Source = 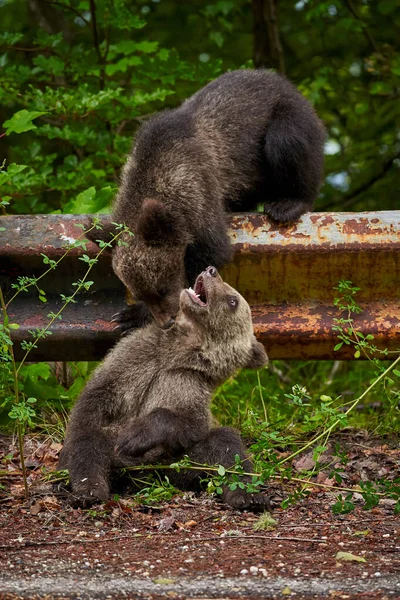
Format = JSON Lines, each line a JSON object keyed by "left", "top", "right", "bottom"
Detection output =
{"left": 253, "top": 511, "right": 277, "bottom": 531}
{"left": 0, "top": 220, "right": 131, "bottom": 431}
{"left": 0, "top": 0, "right": 399, "bottom": 214}
{"left": 0, "top": 0, "right": 226, "bottom": 214}
{"left": 3, "top": 110, "right": 47, "bottom": 135}
{"left": 131, "top": 475, "right": 179, "bottom": 504}
{"left": 212, "top": 282, "right": 400, "bottom": 446}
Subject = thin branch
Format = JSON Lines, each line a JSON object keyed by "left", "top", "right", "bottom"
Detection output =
{"left": 0, "top": 532, "right": 327, "bottom": 551}
{"left": 341, "top": 0, "right": 379, "bottom": 54}
{"left": 191, "top": 535, "right": 327, "bottom": 543}
{"left": 39, "top": 0, "right": 89, "bottom": 25}
{"left": 323, "top": 151, "right": 400, "bottom": 211}
{"left": 0, "top": 288, "right": 28, "bottom": 499}
{"left": 6, "top": 46, "right": 41, "bottom": 52}
{"left": 0, "top": 535, "right": 132, "bottom": 550}
{"left": 89, "top": 0, "right": 105, "bottom": 90}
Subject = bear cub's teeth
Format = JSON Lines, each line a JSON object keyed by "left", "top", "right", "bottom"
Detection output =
{"left": 188, "top": 287, "right": 200, "bottom": 297}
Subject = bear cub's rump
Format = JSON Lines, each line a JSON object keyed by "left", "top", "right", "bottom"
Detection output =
{"left": 59, "top": 267, "right": 269, "bottom": 511}
{"left": 88, "top": 69, "right": 325, "bottom": 331}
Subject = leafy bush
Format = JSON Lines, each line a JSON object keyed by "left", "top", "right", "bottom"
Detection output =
{"left": 1, "top": 0, "right": 399, "bottom": 213}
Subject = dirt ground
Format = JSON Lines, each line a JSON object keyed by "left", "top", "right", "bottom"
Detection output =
{"left": 0, "top": 433, "right": 399, "bottom": 599}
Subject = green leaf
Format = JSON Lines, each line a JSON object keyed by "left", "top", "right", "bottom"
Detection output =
{"left": 378, "top": 0, "right": 399, "bottom": 15}
{"left": 64, "top": 186, "right": 114, "bottom": 214}
{"left": 3, "top": 110, "right": 47, "bottom": 135}
{"left": 320, "top": 395, "right": 332, "bottom": 402}
{"left": 334, "top": 342, "right": 343, "bottom": 351}
{"left": 0, "top": 163, "right": 28, "bottom": 187}
{"left": 210, "top": 31, "right": 225, "bottom": 47}
{"left": 0, "top": 32, "right": 24, "bottom": 46}
{"left": 370, "top": 81, "right": 392, "bottom": 95}
{"left": 217, "top": 465, "right": 226, "bottom": 476}
{"left": 8, "top": 323, "right": 20, "bottom": 330}
{"left": 335, "top": 551, "right": 366, "bottom": 563}
{"left": 20, "top": 362, "right": 51, "bottom": 381}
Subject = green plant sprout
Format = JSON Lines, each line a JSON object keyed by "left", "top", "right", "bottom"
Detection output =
{"left": 0, "top": 217, "right": 133, "bottom": 498}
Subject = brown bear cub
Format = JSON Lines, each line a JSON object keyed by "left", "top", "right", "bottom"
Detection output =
{"left": 59, "top": 267, "right": 269, "bottom": 511}
{"left": 88, "top": 69, "right": 325, "bottom": 332}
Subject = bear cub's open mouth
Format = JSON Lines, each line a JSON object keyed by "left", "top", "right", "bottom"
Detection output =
{"left": 187, "top": 275, "right": 208, "bottom": 306}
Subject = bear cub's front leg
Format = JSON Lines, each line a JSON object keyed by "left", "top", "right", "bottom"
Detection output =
{"left": 58, "top": 429, "right": 113, "bottom": 506}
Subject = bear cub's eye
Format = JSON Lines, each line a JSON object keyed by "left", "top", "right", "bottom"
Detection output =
{"left": 227, "top": 295, "right": 239, "bottom": 309}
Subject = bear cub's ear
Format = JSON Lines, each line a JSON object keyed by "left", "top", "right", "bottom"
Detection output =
{"left": 85, "top": 220, "right": 119, "bottom": 247}
{"left": 246, "top": 339, "right": 269, "bottom": 369}
{"left": 137, "top": 199, "right": 181, "bottom": 246}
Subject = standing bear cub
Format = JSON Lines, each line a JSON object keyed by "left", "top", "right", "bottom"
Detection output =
{"left": 88, "top": 69, "right": 325, "bottom": 331}
{"left": 59, "top": 267, "right": 269, "bottom": 511}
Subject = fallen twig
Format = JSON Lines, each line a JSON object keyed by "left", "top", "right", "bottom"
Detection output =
{"left": 0, "top": 534, "right": 133, "bottom": 550}
{"left": 189, "top": 535, "right": 328, "bottom": 544}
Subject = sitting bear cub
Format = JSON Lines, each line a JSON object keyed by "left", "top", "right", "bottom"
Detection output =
{"left": 59, "top": 267, "right": 269, "bottom": 511}
{"left": 88, "top": 69, "right": 325, "bottom": 331}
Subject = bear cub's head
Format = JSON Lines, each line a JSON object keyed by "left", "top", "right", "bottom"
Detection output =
{"left": 177, "top": 266, "right": 269, "bottom": 372}
{"left": 112, "top": 199, "right": 189, "bottom": 327}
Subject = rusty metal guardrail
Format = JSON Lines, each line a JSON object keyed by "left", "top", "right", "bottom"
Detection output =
{"left": 1, "top": 212, "right": 399, "bottom": 361}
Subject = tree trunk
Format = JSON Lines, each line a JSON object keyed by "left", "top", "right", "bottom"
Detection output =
{"left": 252, "top": 0, "right": 285, "bottom": 74}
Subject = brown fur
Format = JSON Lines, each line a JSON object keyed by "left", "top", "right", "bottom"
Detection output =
{"left": 87, "top": 69, "right": 325, "bottom": 329}
{"left": 59, "top": 268, "right": 269, "bottom": 510}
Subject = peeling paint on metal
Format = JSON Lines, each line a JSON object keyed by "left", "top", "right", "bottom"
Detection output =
{"left": 1, "top": 211, "right": 399, "bottom": 361}
{"left": 60, "top": 234, "right": 76, "bottom": 244}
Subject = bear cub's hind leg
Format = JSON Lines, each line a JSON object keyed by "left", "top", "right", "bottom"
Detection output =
{"left": 170, "top": 427, "right": 270, "bottom": 512}
{"left": 262, "top": 102, "right": 325, "bottom": 224}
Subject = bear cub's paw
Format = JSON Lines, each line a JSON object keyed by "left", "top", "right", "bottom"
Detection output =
{"left": 264, "top": 199, "right": 311, "bottom": 224}
{"left": 70, "top": 477, "right": 110, "bottom": 508}
{"left": 115, "top": 425, "right": 150, "bottom": 458}
{"left": 223, "top": 488, "right": 271, "bottom": 513}
{"left": 111, "top": 302, "right": 153, "bottom": 336}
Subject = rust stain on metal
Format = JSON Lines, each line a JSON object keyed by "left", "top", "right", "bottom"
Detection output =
{"left": 342, "top": 218, "right": 370, "bottom": 235}
{"left": 17, "top": 315, "right": 46, "bottom": 327}
{"left": 291, "top": 232, "right": 310, "bottom": 239}
{"left": 94, "top": 319, "right": 116, "bottom": 331}
{"left": 310, "top": 214, "right": 335, "bottom": 227}
{"left": 1, "top": 211, "right": 400, "bottom": 361}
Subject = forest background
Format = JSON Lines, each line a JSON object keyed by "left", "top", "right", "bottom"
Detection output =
{"left": 0, "top": 0, "right": 399, "bottom": 471}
